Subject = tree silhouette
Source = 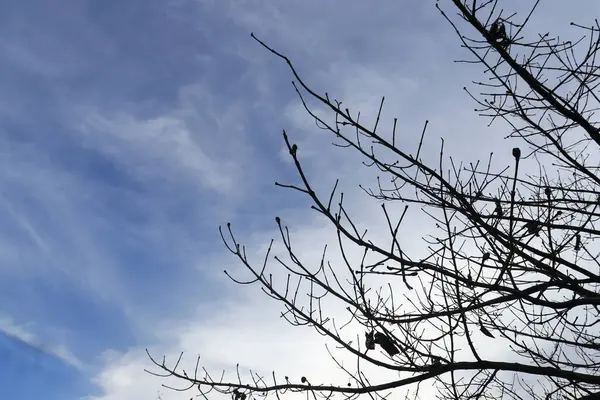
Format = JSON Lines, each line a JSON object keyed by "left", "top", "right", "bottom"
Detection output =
{"left": 147, "top": 1, "right": 600, "bottom": 399}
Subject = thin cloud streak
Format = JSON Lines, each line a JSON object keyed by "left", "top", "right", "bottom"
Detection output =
{"left": 0, "top": 314, "right": 83, "bottom": 370}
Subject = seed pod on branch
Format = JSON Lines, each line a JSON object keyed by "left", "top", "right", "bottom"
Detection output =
{"left": 374, "top": 332, "right": 400, "bottom": 356}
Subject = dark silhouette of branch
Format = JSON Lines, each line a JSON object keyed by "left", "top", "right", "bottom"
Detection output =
{"left": 148, "top": 1, "right": 600, "bottom": 399}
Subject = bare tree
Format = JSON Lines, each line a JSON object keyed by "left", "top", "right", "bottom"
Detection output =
{"left": 147, "top": 1, "right": 600, "bottom": 399}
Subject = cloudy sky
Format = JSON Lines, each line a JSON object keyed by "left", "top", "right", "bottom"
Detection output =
{"left": 0, "top": 0, "right": 597, "bottom": 399}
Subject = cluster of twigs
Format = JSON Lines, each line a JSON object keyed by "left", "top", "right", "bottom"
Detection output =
{"left": 147, "top": 1, "right": 600, "bottom": 399}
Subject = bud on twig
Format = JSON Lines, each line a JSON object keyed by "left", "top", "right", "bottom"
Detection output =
{"left": 512, "top": 147, "right": 521, "bottom": 159}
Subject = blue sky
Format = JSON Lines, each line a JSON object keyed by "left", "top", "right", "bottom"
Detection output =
{"left": 0, "top": 1, "right": 597, "bottom": 399}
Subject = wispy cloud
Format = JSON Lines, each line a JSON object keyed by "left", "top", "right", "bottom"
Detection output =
{"left": 0, "top": 314, "right": 83, "bottom": 370}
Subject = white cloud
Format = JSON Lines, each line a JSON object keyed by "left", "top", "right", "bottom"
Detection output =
{"left": 71, "top": 86, "right": 247, "bottom": 198}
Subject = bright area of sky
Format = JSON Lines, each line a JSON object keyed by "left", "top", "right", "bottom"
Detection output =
{"left": 0, "top": 0, "right": 597, "bottom": 399}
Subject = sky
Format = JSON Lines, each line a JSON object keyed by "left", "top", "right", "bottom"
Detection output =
{"left": 0, "top": 0, "right": 598, "bottom": 399}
